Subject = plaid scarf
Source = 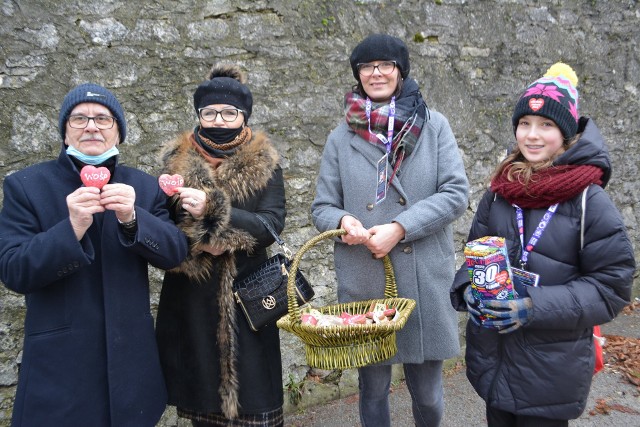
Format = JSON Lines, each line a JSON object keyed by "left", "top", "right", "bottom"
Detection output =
{"left": 491, "top": 164, "right": 603, "bottom": 209}
{"left": 345, "top": 78, "right": 427, "bottom": 181}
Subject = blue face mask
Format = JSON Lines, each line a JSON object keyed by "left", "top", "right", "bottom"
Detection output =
{"left": 66, "top": 145, "right": 120, "bottom": 165}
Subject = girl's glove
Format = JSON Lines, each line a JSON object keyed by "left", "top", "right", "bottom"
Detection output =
{"left": 463, "top": 285, "right": 483, "bottom": 327}
{"left": 480, "top": 297, "right": 533, "bottom": 334}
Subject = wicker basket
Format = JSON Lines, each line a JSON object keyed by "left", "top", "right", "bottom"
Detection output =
{"left": 276, "top": 229, "right": 416, "bottom": 370}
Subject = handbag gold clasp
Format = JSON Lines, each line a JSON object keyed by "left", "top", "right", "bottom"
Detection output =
{"left": 262, "top": 295, "right": 277, "bottom": 310}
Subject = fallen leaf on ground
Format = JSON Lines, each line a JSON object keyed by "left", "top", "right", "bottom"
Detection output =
{"left": 620, "top": 299, "right": 639, "bottom": 315}
{"left": 589, "top": 301, "right": 640, "bottom": 418}
{"left": 589, "top": 398, "right": 640, "bottom": 416}
{"left": 603, "top": 333, "right": 640, "bottom": 392}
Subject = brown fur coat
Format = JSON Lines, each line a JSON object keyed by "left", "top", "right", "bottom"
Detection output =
{"left": 159, "top": 129, "right": 279, "bottom": 419}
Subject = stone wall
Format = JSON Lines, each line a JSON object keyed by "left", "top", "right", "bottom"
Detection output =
{"left": 0, "top": 0, "right": 638, "bottom": 424}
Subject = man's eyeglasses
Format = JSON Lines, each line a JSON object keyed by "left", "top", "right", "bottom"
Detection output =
{"left": 68, "top": 115, "right": 116, "bottom": 129}
{"left": 198, "top": 107, "right": 245, "bottom": 122}
{"left": 357, "top": 61, "right": 397, "bottom": 76}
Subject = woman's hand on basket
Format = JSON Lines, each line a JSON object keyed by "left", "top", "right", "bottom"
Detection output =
{"left": 365, "top": 222, "right": 405, "bottom": 259}
{"left": 340, "top": 215, "right": 371, "bottom": 245}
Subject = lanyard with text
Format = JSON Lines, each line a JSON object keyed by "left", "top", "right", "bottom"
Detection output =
{"left": 366, "top": 97, "right": 395, "bottom": 204}
{"left": 513, "top": 203, "right": 558, "bottom": 270}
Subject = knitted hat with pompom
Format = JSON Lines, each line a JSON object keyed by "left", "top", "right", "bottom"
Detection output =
{"left": 512, "top": 62, "right": 579, "bottom": 139}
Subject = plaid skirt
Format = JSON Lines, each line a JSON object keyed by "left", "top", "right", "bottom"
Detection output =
{"left": 179, "top": 406, "right": 284, "bottom": 427}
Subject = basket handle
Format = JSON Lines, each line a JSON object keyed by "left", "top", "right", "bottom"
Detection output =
{"left": 286, "top": 228, "right": 398, "bottom": 322}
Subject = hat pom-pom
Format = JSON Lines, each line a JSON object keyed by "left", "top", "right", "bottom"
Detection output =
{"left": 544, "top": 62, "right": 578, "bottom": 88}
{"left": 207, "top": 64, "right": 246, "bottom": 83}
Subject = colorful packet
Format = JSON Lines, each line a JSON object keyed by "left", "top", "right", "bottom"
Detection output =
{"left": 464, "top": 236, "right": 515, "bottom": 324}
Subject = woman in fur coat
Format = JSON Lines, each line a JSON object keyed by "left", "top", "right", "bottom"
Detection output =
{"left": 155, "top": 65, "right": 286, "bottom": 427}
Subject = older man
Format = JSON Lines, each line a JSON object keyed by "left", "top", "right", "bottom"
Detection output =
{"left": 0, "top": 83, "right": 188, "bottom": 426}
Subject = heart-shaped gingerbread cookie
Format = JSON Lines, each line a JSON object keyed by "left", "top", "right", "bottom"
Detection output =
{"left": 158, "top": 174, "right": 184, "bottom": 196}
{"left": 80, "top": 165, "right": 111, "bottom": 189}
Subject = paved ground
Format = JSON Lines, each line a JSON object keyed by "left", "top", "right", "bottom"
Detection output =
{"left": 284, "top": 303, "right": 640, "bottom": 426}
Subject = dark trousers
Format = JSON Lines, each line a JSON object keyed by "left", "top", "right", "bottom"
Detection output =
{"left": 358, "top": 361, "right": 444, "bottom": 427}
{"left": 486, "top": 405, "right": 569, "bottom": 427}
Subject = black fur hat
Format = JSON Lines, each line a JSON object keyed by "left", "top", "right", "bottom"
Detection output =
{"left": 193, "top": 65, "right": 253, "bottom": 121}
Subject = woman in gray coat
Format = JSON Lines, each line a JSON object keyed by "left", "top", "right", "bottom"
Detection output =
{"left": 311, "top": 34, "right": 469, "bottom": 427}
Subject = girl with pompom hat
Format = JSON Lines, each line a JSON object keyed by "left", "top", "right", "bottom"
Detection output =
{"left": 450, "top": 63, "right": 635, "bottom": 426}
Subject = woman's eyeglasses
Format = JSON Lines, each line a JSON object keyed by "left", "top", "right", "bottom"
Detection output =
{"left": 357, "top": 61, "right": 397, "bottom": 76}
{"left": 198, "top": 108, "right": 245, "bottom": 122}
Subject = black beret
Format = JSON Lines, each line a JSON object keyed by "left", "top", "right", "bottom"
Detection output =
{"left": 349, "top": 34, "right": 410, "bottom": 80}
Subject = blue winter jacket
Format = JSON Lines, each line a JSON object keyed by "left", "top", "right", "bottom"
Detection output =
{"left": 0, "top": 149, "right": 188, "bottom": 427}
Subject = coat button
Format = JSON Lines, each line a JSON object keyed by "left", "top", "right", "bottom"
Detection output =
{"left": 402, "top": 246, "right": 413, "bottom": 254}
{"left": 398, "top": 197, "right": 406, "bottom": 206}
{"left": 366, "top": 203, "right": 374, "bottom": 211}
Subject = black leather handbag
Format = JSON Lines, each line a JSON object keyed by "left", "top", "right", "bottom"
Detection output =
{"left": 233, "top": 215, "right": 314, "bottom": 331}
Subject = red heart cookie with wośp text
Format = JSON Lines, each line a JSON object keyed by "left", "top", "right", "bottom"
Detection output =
{"left": 80, "top": 165, "right": 111, "bottom": 190}
{"left": 158, "top": 174, "right": 184, "bottom": 196}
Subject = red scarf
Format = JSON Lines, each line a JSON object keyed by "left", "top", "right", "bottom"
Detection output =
{"left": 490, "top": 164, "right": 603, "bottom": 208}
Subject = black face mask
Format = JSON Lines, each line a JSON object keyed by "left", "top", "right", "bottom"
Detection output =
{"left": 200, "top": 126, "right": 244, "bottom": 144}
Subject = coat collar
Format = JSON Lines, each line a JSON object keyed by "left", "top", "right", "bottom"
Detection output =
{"left": 161, "top": 129, "right": 278, "bottom": 204}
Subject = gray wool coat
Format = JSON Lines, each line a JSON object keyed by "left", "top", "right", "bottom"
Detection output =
{"left": 311, "top": 111, "right": 469, "bottom": 363}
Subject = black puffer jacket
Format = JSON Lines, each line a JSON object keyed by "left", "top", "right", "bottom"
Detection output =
{"left": 450, "top": 118, "right": 635, "bottom": 420}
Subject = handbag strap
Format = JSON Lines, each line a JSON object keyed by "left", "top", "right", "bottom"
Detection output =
{"left": 255, "top": 213, "right": 292, "bottom": 259}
